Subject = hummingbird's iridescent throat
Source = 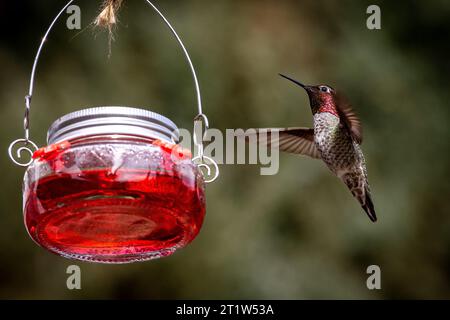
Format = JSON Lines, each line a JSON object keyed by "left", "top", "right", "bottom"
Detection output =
{"left": 279, "top": 74, "right": 338, "bottom": 116}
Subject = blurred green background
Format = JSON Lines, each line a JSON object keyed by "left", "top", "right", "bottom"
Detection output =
{"left": 0, "top": 0, "right": 449, "bottom": 299}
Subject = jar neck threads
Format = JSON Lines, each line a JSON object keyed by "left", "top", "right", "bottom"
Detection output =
{"left": 47, "top": 106, "right": 179, "bottom": 145}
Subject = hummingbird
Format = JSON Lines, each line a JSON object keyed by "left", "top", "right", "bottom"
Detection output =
{"left": 249, "top": 74, "right": 377, "bottom": 222}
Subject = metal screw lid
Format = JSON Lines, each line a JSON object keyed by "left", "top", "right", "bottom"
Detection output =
{"left": 47, "top": 106, "right": 179, "bottom": 145}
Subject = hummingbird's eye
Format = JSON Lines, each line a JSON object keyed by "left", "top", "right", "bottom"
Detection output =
{"left": 319, "top": 86, "right": 331, "bottom": 93}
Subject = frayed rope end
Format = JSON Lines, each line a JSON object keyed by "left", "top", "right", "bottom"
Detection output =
{"left": 94, "top": 0, "right": 124, "bottom": 57}
{"left": 95, "top": 0, "right": 123, "bottom": 28}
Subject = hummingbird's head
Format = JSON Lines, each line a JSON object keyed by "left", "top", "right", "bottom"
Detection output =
{"left": 279, "top": 74, "right": 337, "bottom": 115}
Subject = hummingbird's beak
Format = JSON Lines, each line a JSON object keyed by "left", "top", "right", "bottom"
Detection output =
{"left": 279, "top": 74, "right": 308, "bottom": 90}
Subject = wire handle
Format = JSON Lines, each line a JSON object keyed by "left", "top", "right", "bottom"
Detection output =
{"left": 8, "top": 0, "right": 219, "bottom": 183}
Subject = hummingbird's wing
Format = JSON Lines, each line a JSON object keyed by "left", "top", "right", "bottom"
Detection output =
{"left": 335, "top": 93, "right": 363, "bottom": 144}
{"left": 243, "top": 128, "right": 321, "bottom": 159}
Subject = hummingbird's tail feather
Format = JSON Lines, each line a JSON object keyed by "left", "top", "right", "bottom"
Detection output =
{"left": 361, "top": 190, "right": 377, "bottom": 222}
{"left": 342, "top": 173, "right": 377, "bottom": 222}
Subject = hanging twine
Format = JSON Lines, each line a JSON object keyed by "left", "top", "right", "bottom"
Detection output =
{"left": 95, "top": 0, "right": 123, "bottom": 28}
{"left": 94, "top": 0, "right": 124, "bottom": 56}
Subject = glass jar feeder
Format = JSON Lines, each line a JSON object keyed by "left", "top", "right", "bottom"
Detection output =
{"left": 8, "top": 1, "right": 218, "bottom": 263}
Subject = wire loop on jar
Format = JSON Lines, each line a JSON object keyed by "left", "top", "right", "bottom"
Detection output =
{"left": 193, "top": 155, "right": 219, "bottom": 184}
{"left": 192, "top": 113, "right": 219, "bottom": 183}
{"left": 8, "top": 139, "right": 38, "bottom": 167}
